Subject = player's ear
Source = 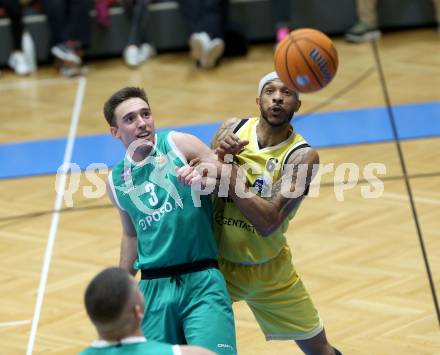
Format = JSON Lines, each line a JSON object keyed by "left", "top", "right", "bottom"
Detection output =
{"left": 110, "top": 126, "right": 119, "bottom": 138}
{"left": 256, "top": 97, "right": 260, "bottom": 106}
{"left": 295, "top": 99, "right": 301, "bottom": 112}
{"left": 134, "top": 303, "right": 143, "bottom": 321}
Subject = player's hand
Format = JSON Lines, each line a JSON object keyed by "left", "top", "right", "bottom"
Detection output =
{"left": 188, "top": 157, "right": 201, "bottom": 168}
{"left": 189, "top": 156, "right": 223, "bottom": 179}
{"left": 215, "top": 134, "right": 249, "bottom": 162}
{"left": 176, "top": 165, "right": 202, "bottom": 186}
{"left": 175, "top": 157, "right": 202, "bottom": 185}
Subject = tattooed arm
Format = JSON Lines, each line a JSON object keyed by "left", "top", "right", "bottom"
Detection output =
{"left": 174, "top": 119, "right": 248, "bottom": 190}
{"left": 228, "top": 146, "right": 319, "bottom": 237}
{"left": 175, "top": 119, "right": 247, "bottom": 186}
{"left": 211, "top": 118, "right": 249, "bottom": 162}
{"left": 211, "top": 118, "right": 241, "bottom": 149}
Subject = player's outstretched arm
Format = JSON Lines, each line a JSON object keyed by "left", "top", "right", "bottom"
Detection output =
{"left": 173, "top": 128, "right": 245, "bottom": 189}
{"left": 171, "top": 131, "right": 219, "bottom": 165}
{"left": 172, "top": 131, "right": 223, "bottom": 191}
{"left": 228, "top": 147, "right": 319, "bottom": 237}
{"left": 106, "top": 180, "right": 138, "bottom": 276}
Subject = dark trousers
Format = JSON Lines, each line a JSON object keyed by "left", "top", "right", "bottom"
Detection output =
{"left": 178, "top": 0, "right": 229, "bottom": 39}
{"left": 41, "top": 0, "right": 92, "bottom": 47}
{"left": 273, "top": 0, "right": 291, "bottom": 28}
{"left": 123, "top": 0, "right": 150, "bottom": 46}
{"left": 0, "top": 0, "right": 23, "bottom": 50}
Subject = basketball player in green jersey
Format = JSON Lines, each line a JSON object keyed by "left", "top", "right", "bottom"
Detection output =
{"left": 103, "top": 87, "right": 236, "bottom": 354}
{"left": 80, "top": 267, "right": 215, "bottom": 355}
{"left": 211, "top": 72, "right": 341, "bottom": 354}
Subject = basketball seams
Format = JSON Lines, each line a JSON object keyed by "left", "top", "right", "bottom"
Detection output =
{"left": 292, "top": 39, "right": 324, "bottom": 88}
{"left": 294, "top": 37, "right": 338, "bottom": 70}
{"left": 274, "top": 38, "right": 293, "bottom": 89}
{"left": 282, "top": 39, "right": 300, "bottom": 91}
{"left": 274, "top": 28, "right": 338, "bottom": 93}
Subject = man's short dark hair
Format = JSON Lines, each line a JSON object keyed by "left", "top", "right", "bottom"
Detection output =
{"left": 103, "top": 87, "right": 149, "bottom": 127}
{"left": 84, "top": 267, "right": 132, "bottom": 324}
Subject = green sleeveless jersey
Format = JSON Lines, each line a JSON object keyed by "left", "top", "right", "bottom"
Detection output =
{"left": 79, "top": 337, "right": 175, "bottom": 355}
{"left": 109, "top": 131, "right": 217, "bottom": 269}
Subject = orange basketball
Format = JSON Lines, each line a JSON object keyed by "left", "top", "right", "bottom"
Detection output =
{"left": 274, "top": 28, "right": 338, "bottom": 93}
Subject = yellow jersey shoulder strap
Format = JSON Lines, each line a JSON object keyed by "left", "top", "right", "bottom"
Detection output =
{"left": 232, "top": 118, "right": 250, "bottom": 134}
{"left": 280, "top": 141, "right": 311, "bottom": 173}
{"left": 280, "top": 138, "right": 312, "bottom": 195}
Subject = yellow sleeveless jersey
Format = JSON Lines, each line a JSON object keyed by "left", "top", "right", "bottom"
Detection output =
{"left": 213, "top": 116, "right": 310, "bottom": 263}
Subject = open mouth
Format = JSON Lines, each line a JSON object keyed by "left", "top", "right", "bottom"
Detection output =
{"left": 137, "top": 132, "right": 150, "bottom": 139}
{"left": 270, "top": 105, "right": 283, "bottom": 114}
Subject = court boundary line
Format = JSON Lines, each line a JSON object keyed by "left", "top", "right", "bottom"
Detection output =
{"left": 0, "top": 77, "right": 75, "bottom": 91}
{"left": 25, "top": 77, "right": 87, "bottom": 355}
{"left": 371, "top": 39, "right": 440, "bottom": 326}
{"left": 382, "top": 192, "right": 440, "bottom": 206}
{"left": 0, "top": 320, "right": 31, "bottom": 328}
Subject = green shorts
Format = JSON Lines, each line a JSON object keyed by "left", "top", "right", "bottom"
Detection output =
{"left": 139, "top": 267, "right": 236, "bottom": 354}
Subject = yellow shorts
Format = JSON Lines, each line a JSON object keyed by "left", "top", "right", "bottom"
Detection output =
{"left": 219, "top": 246, "right": 323, "bottom": 341}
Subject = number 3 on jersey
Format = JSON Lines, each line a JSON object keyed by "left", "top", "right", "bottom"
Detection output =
{"left": 144, "top": 182, "right": 158, "bottom": 206}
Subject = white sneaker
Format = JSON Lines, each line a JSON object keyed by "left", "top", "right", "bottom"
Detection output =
{"left": 189, "top": 32, "right": 210, "bottom": 65}
{"left": 124, "top": 45, "right": 139, "bottom": 67}
{"left": 201, "top": 38, "right": 225, "bottom": 69}
{"left": 51, "top": 44, "right": 82, "bottom": 64}
{"left": 22, "top": 31, "right": 37, "bottom": 72}
{"left": 8, "top": 51, "right": 31, "bottom": 75}
{"left": 137, "top": 43, "right": 156, "bottom": 64}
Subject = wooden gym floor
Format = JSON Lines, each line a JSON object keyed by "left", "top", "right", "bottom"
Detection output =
{"left": 0, "top": 28, "right": 439, "bottom": 354}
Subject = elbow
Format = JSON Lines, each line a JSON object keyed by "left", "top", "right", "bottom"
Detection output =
{"left": 123, "top": 233, "right": 137, "bottom": 240}
{"left": 259, "top": 224, "right": 280, "bottom": 237}
{"left": 255, "top": 212, "right": 282, "bottom": 237}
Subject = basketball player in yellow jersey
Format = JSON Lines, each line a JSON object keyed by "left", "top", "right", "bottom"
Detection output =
{"left": 211, "top": 72, "right": 341, "bottom": 355}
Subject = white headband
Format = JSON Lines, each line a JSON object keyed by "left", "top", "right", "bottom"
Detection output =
{"left": 258, "top": 71, "right": 279, "bottom": 96}
{"left": 257, "top": 71, "right": 299, "bottom": 99}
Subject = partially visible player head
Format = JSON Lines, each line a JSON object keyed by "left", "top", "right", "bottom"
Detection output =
{"left": 256, "top": 72, "right": 301, "bottom": 127}
{"left": 103, "top": 87, "right": 155, "bottom": 153}
{"left": 84, "top": 267, "right": 144, "bottom": 341}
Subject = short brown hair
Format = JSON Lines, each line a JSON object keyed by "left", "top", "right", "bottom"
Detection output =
{"left": 103, "top": 87, "right": 149, "bottom": 127}
{"left": 84, "top": 267, "right": 132, "bottom": 324}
